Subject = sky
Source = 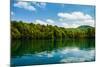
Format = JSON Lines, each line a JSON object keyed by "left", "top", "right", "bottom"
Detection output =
{"left": 11, "top": 1, "right": 95, "bottom": 28}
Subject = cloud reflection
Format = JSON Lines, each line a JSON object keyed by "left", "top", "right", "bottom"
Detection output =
{"left": 35, "top": 47, "right": 95, "bottom": 62}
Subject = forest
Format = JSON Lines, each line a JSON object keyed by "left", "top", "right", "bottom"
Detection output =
{"left": 11, "top": 21, "right": 95, "bottom": 39}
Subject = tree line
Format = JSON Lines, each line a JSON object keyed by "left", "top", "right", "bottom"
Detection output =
{"left": 11, "top": 21, "right": 95, "bottom": 39}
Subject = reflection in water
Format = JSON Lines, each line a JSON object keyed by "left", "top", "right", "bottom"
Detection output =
{"left": 11, "top": 39, "right": 95, "bottom": 66}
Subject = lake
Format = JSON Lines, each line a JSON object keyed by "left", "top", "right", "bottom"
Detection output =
{"left": 11, "top": 39, "right": 95, "bottom": 66}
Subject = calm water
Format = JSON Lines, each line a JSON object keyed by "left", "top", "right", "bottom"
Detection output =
{"left": 11, "top": 39, "right": 95, "bottom": 66}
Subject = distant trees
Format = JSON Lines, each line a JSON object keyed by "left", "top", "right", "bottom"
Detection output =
{"left": 11, "top": 21, "right": 95, "bottom": 39}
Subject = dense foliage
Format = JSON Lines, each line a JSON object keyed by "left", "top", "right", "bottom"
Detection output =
{"left": 11, "top": 21, "right": 95, "bottom": 39}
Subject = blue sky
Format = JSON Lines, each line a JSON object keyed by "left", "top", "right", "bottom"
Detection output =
{"left": 11, "top": 1, "right": 95, "bottom": 28}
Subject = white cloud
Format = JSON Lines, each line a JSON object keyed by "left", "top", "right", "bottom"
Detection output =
{"left": 35, "top": 20, "right": 47, "bottom": 25}
{"left": 58, "top": 11, "right": 95, "bottom": 27}
{"left": 32, "top": 2, "right": 46, "bottom": 8}
{"left": 58, "top": 12, "right": 92, "bottom": 20}
{"left": 14, "top": 2, "right": 36, "bottom": 11}
{"left": 34, "top": 11, "right": 95, "bottom": 28}
{"left": 34, "top": 19, "right": 55, "bottom": 26}
{"left": 62, "top": 23, "right": 80, "bottom": 28}
{"left": 46, "top": 19, "right": 55, "bottom": 24}
{"left": 39, "top": 2, "right": 46, "bottom": 8}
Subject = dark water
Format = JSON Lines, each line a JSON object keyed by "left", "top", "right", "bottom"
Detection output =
{"left": 11, "top": 39, "right": 95, "bottom": 66}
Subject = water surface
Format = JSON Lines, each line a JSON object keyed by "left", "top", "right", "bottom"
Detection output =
{"left": 11, "top": 39, "right": 95, "bottom": 66}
